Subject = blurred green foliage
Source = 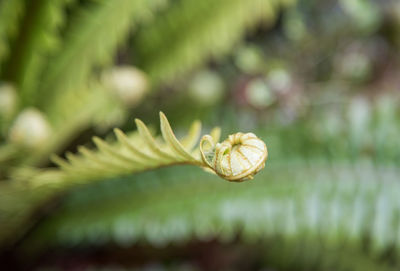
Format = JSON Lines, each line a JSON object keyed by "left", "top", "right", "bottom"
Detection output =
{"left": 1, "top": 0, "right": 400, "bottom": 270}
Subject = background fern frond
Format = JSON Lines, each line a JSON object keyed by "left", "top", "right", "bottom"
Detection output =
{"left": 23, "top": 162, "right": 400, "bottom": 269}
{"left": 37, "top": 0, "right": 166, "bottom": 111}
{"left": 133, "top": 0, "right": 289, "bottom": 85}
{"left": 1, "top": 1, "right": 399, "bottom": 269}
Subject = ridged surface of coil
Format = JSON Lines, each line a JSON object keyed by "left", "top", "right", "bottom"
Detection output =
{"left": 200, "top": 132, "right": 267, "bottom": 182}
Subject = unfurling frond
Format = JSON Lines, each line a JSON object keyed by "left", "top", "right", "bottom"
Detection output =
{"left": 49, "top": 112, "right": 268, "bottom": 184}
{"left": 200, "top": 132, "right": 267, "bottom": 182}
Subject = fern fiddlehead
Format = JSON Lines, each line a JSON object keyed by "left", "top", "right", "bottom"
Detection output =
{"left": 200, "top": 132, "right": 267, "bottom": 181}
{"left": 50, "top": 112, "right": 268, "bottom": 184}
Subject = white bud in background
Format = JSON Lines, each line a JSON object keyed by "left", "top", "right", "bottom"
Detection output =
{"left": 267, "top": 68, "right": 292, "bottom": 94}
{"left": 8, "top": 108, "right": 52, "bottom": 148}
{"left": 246, "top": 78, "right": 275, "bottom": 108}
{"left": 188, "top": 70, "right": 225, "bottom": 106}
{"left": 0, "top": 83, "right": 17, "bottom": 118}
{"left": 102, "top": 66, "right": 149, "bottom": 107}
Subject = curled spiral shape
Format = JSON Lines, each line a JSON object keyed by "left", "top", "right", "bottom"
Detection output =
{"left": 200, "top": 132, "right": 268, "bottom": 182}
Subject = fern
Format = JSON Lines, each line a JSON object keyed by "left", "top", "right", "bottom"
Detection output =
{"left": 48, "top": 112, "right": 209, "bottom": 183}
{"left": 23, "top": 161, "right": 400, "bottom": 269}
{"left": 37, "top": 0, "right": 166, "bottom": 111}
{"left": 133, "top": 0, "right": 290, "bottom": 85}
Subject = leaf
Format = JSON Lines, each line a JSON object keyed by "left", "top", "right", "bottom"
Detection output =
{"left": 159, "top": 111, "right": 199, "bottom": 162}
{"left": 23, "top": 162, "right": 400, "bottom": 270}
{"left": 133, "top": 0, "right": 289, "bottom": 85}
{"left": 38, "top": 0, "right": 166, "bottom": 111}
{"left": 135, "top": 118, "right": 177, "bottom": 161}
{"left": 114, "top": 128, "right": 160, "bottom": 164}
